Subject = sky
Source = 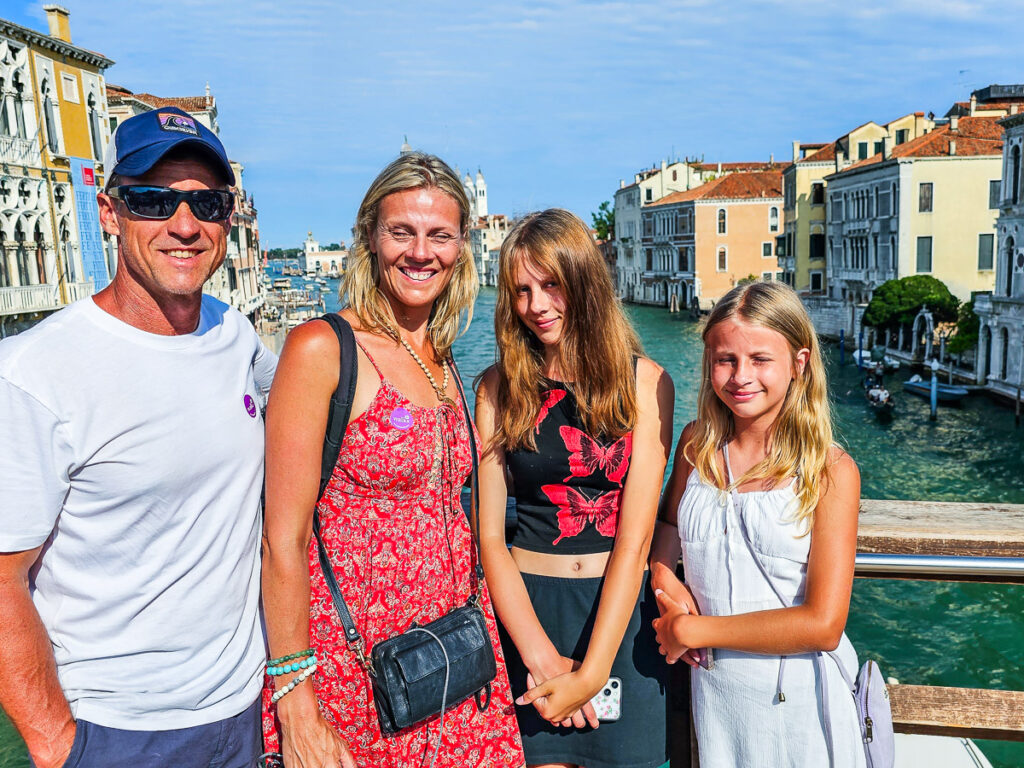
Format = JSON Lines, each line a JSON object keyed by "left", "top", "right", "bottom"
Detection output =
{"left": 6, "top": 0, "right": 1021, "bottom": 249}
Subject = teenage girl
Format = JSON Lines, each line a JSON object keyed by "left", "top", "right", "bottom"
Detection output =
{"left": 476, "top": 209, "right": 674, "bottom": 768}
{"left": 649, "top": 281, "right": 866, "bottom": 767}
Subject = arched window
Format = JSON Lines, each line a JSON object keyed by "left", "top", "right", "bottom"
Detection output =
{"left": 890, "top": 236, "right": 897, "bottom": 270}
{"left": 14, "top": 220, "right": 29, "bottom": 285}
{"left": 1000, "top": 327, "right": 1010, "bottom": 380}
{"left": 891, "top": 182, "right": 898, "bottom": 213}
{"left": 1012, "top": 145, "right": 1021, "bottom": 206}
{"left": 0, "top": 76, "right": 8, "bottom": 136}
{"left": 12, "top": 72, "right": 27, "bottom": 138}
{"left": 34, "top": 221, "right": 46, "bottom": 284}
{"left": 1006, "top": 237, "right": 1016, "bottom": 296}
{"left": 717, "top": 208, "right": 726, "bottom": 234}
{"left": 88, "top": 93, "right": 103, "bottom": 160}
{"left": 769, "top": 206, "right": 779, "bottom": 232}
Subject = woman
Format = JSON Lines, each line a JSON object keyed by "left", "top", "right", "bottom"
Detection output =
{"left": 475, "top": 209, "right": 674, "bottom": 768}
{"left": 261, "top": 153, "right": 525, "bottom": 767}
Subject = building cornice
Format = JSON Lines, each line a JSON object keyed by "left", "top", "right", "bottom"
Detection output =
{"left": 0, "top": 18, "right": 114, "bottom": 69}
{"left": 999, "top": 112, "right": 1024, "bottom": 129}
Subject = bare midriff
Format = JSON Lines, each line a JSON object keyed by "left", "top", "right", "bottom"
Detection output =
{"left": 511, "top": 547, "right": 648, "bottom": 579}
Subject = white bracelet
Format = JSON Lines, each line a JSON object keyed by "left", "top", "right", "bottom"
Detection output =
{"left": 270, "top": 662, "right": 317, "bottom": 704}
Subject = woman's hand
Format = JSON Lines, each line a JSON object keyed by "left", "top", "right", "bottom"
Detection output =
{"left": 652, "top": 589, "right": 701, "bottom": 667}
{"left": 517, "top": 662, "right": 602, "bottom": 727}
{"left": 279, "top": 710, "right": 356, "bottom": 768}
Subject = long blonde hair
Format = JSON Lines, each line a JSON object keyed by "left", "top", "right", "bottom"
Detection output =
{"left": 687, "top": 281, "right": 833, "bottom": 527}
{"left": 342, "top": 152, "right": 478, "bottom": 359}
{"left": 493, "top": 209, "right": 642, "bottom": 451}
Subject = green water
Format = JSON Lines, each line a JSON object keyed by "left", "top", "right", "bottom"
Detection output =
{"left": 2, "top": 284, "right": 1021, "bottom": 766}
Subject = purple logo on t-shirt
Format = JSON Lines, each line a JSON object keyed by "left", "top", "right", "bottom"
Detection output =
{"left": 244, "top": 394, "right": 257, "bottom": 418}
{"left": 390, "top": 407, "right": 412, "bottom": 430}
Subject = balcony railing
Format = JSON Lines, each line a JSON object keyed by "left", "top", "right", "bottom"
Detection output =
{"left": 0, "top": 283, "right": 62, "bottom": 315}
{"left": 0, "top": 135, "right": 42, "bottom": 167}
{"left": 0, "top": 280, "right": 95, "bottom": 316}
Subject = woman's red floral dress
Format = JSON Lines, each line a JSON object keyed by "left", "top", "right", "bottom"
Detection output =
{"left": 262, "top": 347, "right": 525, "bottom": 767}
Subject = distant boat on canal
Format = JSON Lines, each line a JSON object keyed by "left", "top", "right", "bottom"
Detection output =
{"left": 902, "top": 375, "right": 970, "bottom": 404}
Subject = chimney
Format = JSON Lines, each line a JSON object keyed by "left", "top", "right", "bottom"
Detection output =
{"left": 43, "top": 5, "right": 71, "bottom": 42}
{"left": 882, "top": 136, "right": 892, "bottom": 159}
{"left": 1012, "top": 104, "right": 1020, "bottom": 116}
{"left": 950, "top": 114, "right": 959, "bottom": 132}
{"left": 619, "top": 179, "right": 625, "bottom": 189}
{"left": 793, "top": 140, "right": 801, "bottom": 163}
{"left": 969, "top": 93, "right": 977, "bottom": 116}
{"left": 949, "top": 139, "right": 957, "bottom": 156}
{"left": 717, "top": 162, "right": 722, "bottom": 174}
{"left": 661, "top": 159, "right": 667, "bottom": 172}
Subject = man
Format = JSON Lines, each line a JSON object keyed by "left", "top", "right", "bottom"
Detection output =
{"left": 0, "top": 107, "right": 276, "bottom": 767}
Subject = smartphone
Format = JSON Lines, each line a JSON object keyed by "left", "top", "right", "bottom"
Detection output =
{"left": 698, "top": 647, "right": 714, "bottom": 670}
{"left": 589, "top": 676, "right": 622, "bottom": 722}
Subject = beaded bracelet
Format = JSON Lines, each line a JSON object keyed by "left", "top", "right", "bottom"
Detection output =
{"left": 270, "top": 662, "right": 317, "bottom": 704}
{"left": 268, "top": 648, "right": 313, "bottom": 666}
{"left": 267, "top": 655, "right": 317, "bottom": 676}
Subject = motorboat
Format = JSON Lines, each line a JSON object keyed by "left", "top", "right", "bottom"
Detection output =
{"left": 853, "top": 348, "right": 900, "bottom": 372}
{"left": 903, "top": 374, "right": 969, "bottom": 404}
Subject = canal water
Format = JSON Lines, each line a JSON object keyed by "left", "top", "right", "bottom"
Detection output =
{"left": 2, "top": 281, "right": 1021, "bottom": 767}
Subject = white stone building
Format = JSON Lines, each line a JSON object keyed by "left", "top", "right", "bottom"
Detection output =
{"left": 975, "top": 109, "right": 1024, "bottom": 396}
{"left": 302, "top": 230, "right": 346, "bottom": 277}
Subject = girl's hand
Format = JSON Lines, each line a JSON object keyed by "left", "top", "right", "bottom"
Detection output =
{"left": 280, "top": 711, "right": 356, "bottom": 768}
{"left": 525, "top": 656, "right": 599, "bottom": 729}
{"left": 652, "top": 589, "right": 701, "bottom": 667}
{"left": 517, "top": 667, "right": 602, "bottom": 727}
{"left": 650, "top": 564, "right": 701, "bottom": 619}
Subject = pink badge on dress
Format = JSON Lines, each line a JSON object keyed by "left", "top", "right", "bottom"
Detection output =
{"left": 390, "top": 407, "right": 412, "bottom": 430}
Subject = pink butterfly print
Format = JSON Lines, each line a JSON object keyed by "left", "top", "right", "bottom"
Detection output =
{"left": 534, "top": 389, "right": 567, "bottom": 433}
{"left": 542, "top": 484, "right": 621, "bottom": 544}
{"left": 559, "top": 426, "right": 632, "bottom": 484}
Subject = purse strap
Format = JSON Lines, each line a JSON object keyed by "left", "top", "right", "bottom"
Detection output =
{"left": 309, "top": 320, "right": 483, "bottom": 666}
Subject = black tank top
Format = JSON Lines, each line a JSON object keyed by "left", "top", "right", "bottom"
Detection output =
{"left": 506, "top": 381, "right": 633, "bottom": 555}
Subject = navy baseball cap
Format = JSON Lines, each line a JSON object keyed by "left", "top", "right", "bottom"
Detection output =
{"left": 103, "top": 106, "right": 235, "bottom": 189}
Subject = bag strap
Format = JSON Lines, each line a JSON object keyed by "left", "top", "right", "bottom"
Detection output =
{"left": 317, "top": 313, "right": 358, "bottom": 503}
{"left": 450, "top": 357, "right": 485, "bottom": 592}
{"left": 311, "top": 327, "right": 483, "bottom": 662}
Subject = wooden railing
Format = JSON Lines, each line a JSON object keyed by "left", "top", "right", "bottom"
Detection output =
{"left": 673, "top": 499, "right": 1024, "bottom": 766}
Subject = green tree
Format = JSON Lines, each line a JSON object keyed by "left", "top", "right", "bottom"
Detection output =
{"left": 591, "top": 201, "right": 615, "bottom": 240}
{"left": 946, "top": 300, "right": 980, "bottom": 355}
{"left": 862, "top": 275, "right": 959, "bottom": 329}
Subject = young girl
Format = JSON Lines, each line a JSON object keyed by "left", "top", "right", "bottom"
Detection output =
{"left": 649, "top": 281, "right": 865, "bottom": 767}
{"left": 476, "top": 209, "right": 674, "bottom": 768}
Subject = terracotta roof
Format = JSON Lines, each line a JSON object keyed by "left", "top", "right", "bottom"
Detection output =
{"left": 798, "top": 143, "right": 837, "bottom": 163}
{"left": 106, "top": 84, "right": 213, "bottom": 112}
{"left": 840, "top": 116, "right": 1004, "bottom": 172}
{"left": 648, "top": 170, "right": 783, "bottom": 206}
{"left": 692, "top": 161, "right": 776, "bottom": 172}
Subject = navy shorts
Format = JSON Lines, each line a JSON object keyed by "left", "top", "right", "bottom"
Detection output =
{"left": 37, "top": 698, "right": 261, "bottom": 768}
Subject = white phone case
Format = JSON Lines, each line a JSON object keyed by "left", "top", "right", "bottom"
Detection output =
{"left": 589, "top": 676, "right": 622, "bottom": 722}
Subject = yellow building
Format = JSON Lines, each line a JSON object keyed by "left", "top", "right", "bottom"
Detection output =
{"left": 779, "top": 113, "right": 933, "bottom": 294}
{"left": 822, "top": 115, "right": 1004, "bottom": 336}
{"left": 0, "top": 6, "right": 113, "bottom": 336}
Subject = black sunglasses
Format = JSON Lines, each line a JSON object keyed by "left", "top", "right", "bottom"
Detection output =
{"left": 107, "top": 185, "right": 235, "bottom": 222}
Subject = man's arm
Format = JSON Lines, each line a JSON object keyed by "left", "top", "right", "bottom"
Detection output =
{"left": 0, "top": 547, "right": 75, "bottom": 768}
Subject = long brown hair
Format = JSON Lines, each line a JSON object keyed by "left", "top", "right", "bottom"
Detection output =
{"left": 687, "top": 281, "right": 833, "bottom": 528}
{"left": 493, "top": 209, "right": 642, "bottom": 451}
{"left": 342, "top": 152, "right": 478, "bottom": 359}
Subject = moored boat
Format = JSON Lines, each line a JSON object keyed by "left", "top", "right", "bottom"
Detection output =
{"left": 903, "top": 374, "right": 969, "bottom": 404}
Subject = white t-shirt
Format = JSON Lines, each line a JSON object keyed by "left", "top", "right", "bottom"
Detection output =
{"left": 0, "top": 296, "right": 277, "bottom": 730}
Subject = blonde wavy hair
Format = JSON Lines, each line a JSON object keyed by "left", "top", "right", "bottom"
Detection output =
{"left": 687, "top": 281, "right": 833, "bottom": 528}
{"left": 341, "top": 152, "right": 478, "bottom": 359}
{"left": 493, "top": 208, "right": 642, "bottom": 451}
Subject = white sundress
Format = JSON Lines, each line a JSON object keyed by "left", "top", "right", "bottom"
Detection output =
{"left": 676, "top": 445, "right": 866, "bottom": 768}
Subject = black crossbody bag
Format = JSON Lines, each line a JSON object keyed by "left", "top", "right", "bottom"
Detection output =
{"left": 312, "top": 314, "right": 496, "bottom": 740}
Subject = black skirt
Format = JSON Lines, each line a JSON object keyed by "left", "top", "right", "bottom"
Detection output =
{"left": 498, "top": 571, "right": 669, "bottom": 768}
